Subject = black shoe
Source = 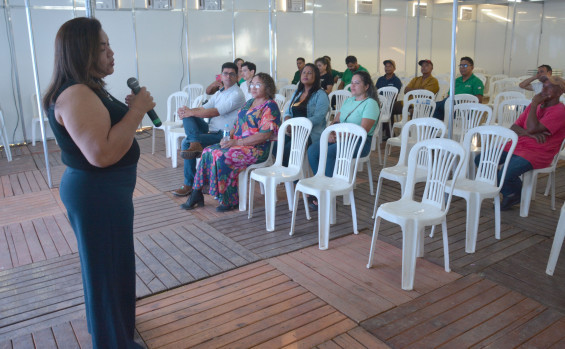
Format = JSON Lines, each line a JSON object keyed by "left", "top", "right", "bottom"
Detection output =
{"left": 501, "top": 194, "right": 521, "bottom": 211}
{"left": 307, "top": 196, "right": 318, "bottom": 211}
{"left": 216, "top": 204, "right": 237, "bottom": 212}
{"left": 181, "top": 190, "right": 204, "bottom": 210}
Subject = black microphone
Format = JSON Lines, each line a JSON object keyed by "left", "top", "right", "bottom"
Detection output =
{"left": 127, "top": 77, "right": 162, "bottom": 127}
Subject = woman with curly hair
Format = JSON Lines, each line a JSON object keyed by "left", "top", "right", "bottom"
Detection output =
{"left": 182, "top": 72, "right": 281, "bottom": 212}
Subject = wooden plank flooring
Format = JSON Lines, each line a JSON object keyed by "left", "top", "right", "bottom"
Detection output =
{"left": 2, "top": 132, "right": 565, "bottom": 348}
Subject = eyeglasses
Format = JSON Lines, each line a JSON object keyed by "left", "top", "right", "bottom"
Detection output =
{"left": 249, "top": 83, "right": 262, "bottom": 89}
{"left": 222, "top": 72, "right": 237, "bottom": 77}
{"left": 459, "top": 64, "right": 470, "bottom": 68}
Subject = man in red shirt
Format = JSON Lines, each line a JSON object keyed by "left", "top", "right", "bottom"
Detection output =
{"left": 498, "top": 75, "right": 565, "bottom": 210}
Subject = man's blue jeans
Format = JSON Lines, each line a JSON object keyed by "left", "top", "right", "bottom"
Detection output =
{"left": 475, "top": 151, "right": 533, "bottom": 198}
{"left": 182, "top": 117, "right": 222, "bottom": 186}
{"left": 433, "top": 98, "right": 446, "bottom": 120}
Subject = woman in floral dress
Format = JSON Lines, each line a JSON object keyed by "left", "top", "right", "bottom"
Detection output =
{"left": 183, "top": 72, "right": 281, "bottom": 212}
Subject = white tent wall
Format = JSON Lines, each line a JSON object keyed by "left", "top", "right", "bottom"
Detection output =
{"left": 1, "top": 0, "right": 564, "bottom": 146}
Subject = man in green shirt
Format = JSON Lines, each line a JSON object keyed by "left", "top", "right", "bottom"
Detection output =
{"left": 433, "top": 56, "right": 484, "bottom": 120}
{"left": 338, "top": 55, "right": 368, "bottom": 90}
{"left": 291, "top": 57, "right": 305, "bottom": 85}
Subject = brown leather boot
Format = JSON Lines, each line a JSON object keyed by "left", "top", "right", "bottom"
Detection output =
{"left": 172, "top": 184, "right": 192, "bottom": 197}
{"left": 181, "top": 142, "right": 204, "bottom": 160}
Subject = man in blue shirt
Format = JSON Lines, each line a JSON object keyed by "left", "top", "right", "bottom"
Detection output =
{"left": 376, "top": 59, "right": 402, "bottom": 91}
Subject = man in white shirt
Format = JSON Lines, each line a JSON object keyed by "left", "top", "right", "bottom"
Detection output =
{"left": 239, "top": 61, "right": 256, "bottom": 101}
{"left": 172, "top": 62, "right": 246, "bottom": 198}
{"left": 519, "top": 64, "right": 552, "bottom": 95}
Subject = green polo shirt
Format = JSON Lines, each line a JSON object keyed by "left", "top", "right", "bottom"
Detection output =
{"left": 342, "top": 65, "right": 368, "bottom": 86}
{"left": 331, "top": 69, "right": 342, "bottom": 79}
{"left": 291, "top": 70, "right": 301, "bottom": 85}
{"left": 448, "top": 74, "right": 484, "bottom": 96}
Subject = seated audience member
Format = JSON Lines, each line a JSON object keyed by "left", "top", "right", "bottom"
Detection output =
{"left": 172, "top": 62, "right": 245, "bottom": 198}
{"left": 206, "top": 58, "right": 245, "bottom": 95}
{"left": 278, "top": 63, "right": 330, "bottom": 166}
{"left": 324, "top": 55, "right": 342, "bottom": 83}
{"left": 240, "top": 61, "right": 256, "bottom": 101}
{"left": 391, "top": 59, "right": 439, "bottom": 115}
{"left": 433, "top": 56, "right": 484, "bottom": 120}
{"left": 235, "top": 57, "right": 245, "bottom": 84}
{"left": 315, "top": 57, "right": 335, "bottom": 94}
{"left": 291, "top": 57, "right": 306, "bottom": 85}
{"left": 376, "top": 59, "right": 402, "bottom": 91}
{"left": 307, "top": 71, "right": 380, "bottom": 209}
{"left": 482, "top": 75, "right": 565, "bottom": 210}
{"left": 182, "top": 73, "right": 281, "bottom": 212}
{"left": 519, "top": 64, "right": 552, "bottom": 94}
{"left": 338, "top": 55, "right": 368, "bottom": 90}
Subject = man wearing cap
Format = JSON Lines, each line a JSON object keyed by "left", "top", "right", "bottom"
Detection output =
{"left": 391, "top": 59, "right": 439, "bottom": 115}
{"left": 338, "top": 55, "right": 368, "bottom": 90}
{"left": 432, "top": 56, "right": 484, "bottom": 120}
{"left": 491, "top": 75, "right": 565, "bottom": 210}
{"left": 519, "top": 64, "right": 552, "bottom": 95}
{"left": 376, "top": 59, "right": 402, "bottom": 92}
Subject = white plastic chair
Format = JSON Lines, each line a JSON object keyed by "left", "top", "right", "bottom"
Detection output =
{"left": 384, "top": 98, "right": 436, "bottom": 168}
{"left": 344, "top": 84, "right": 351, "bottom": 91}
{"left": 547, "top": 203, "right": 565, "bottom": 276}
{"left": 448, "top": 126, "right": 518, "bottom": 253}
{"left": 371, "top": 95, "right": 388, "bottom": 166}
{"left": 392, "top": 89, "right": 436, "bottom": 136}
{"left": 0, "top": 109, "right": 12, "bottom": 162}
{"left": 491, "top": 78, "right": 520, "bottom": 100}
{"left": 497, "top": 98, "right": 530, "bottom": 128}
{"left": 182, "top": 84, "right": 204, "bottom": 107}
{"left": 491, "top": 91, "right": 525, "bottom": 122}
{"left": 452, "top": 103, "right": 493, "bottom": 143}
{"left": 520, "top": 138, "right": 565, "bottom": 217}
{"left": 152, "top": 91, "right": 189, "bottom": 156}
{"left": 279, "top": 85, "right": 298, "bottom": 101}
{"left": 373, "top": 118, "right": 447, "bottom": 218}
{"left": 248, "top": 118, "right": 313, "bottom": 231}
{"left": 485, "top": 74, "right": 508, "bottom": 98}
{"left": 274, "top": 94, "right": 286, "bottom": 112}
{"left": 328, "top": 90, "right": 352, "bottom": 118}
{"left": 31, "top": 94, "right": 50, "bottom": 146}
{"left": 289, "top": 123, "right": 367, "bottom": 250}
{"left": 168, "top": 94, "right": 207, "bottom": 168}
{"left": 238, "top": 141, "right": 276, "bottom": 212}
{"left": 276, "top": 78, "right": 289, "bottom": 92}
{"left": 443, "top": 94, "right": 480, "bottom": 129}
{"left": 378, "top": 86, "right": 399, "bottom": 138}
{"left": 474, "top": 73, "right": 487, "bottom": 87}
{"left": 368, "top": 138, "right": 466, "bottom": 290}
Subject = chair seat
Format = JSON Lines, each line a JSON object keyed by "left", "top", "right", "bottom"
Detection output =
{"left": 296, "top": 176, "right": 352, "bottom": 196}
{"left": 450, "top": 178, "right": 499, "bottom": 197}
{"left": 378, "top": 199, "right": 446, "bottom": 227}
{"left": 380, "top": 165, "right": 427, "bottom": 182}
{"left": 250, "top": 166, "right": 302, "bottom": 182}
{"left": 157, "top": 120, "right": 182, "bottom": 129}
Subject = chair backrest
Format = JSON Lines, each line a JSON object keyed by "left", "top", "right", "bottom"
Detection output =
{"left": 344, "top": 84, "right": 351, "bottom": 91}
{"left": 461, "top": 126, "right": 518, "bottom": 191}
{"left": 377, "top": 95, "right": 389, "bottom": 123}
{"left": 486, "top": 74, "right": 508, "bottom": 95}
{"left": 443, "top": 94, "right": 480, "bottom": 125}
{"left": 280, "top": 85, "right": 298, "bottom": 101}
{"left": 316, "top": 123, "right": 367, "bottom": 184}
{"left": 548, "top": 138, "right": 565, "bottom": 171}
{"left": 282, "top": 100, "right": 291, "bottom": 115}
{"left": 497, "top": 98, "right": 530, "bottom": 128}
{"left": 182, "top": 84, "right": 204, "bottom": 107}
{"left": 191, "top": 94, "right": 206, "bottom": 108}
{"left": 274, "top": 94, "right": 286, "bottom": 111}
{"left": 395, "top": 118, "right": 447, "bottom": 169}
{"left": 274, "top": 118, "right": 313, "bottom": 169}
{"left": 403, "top": 138, "right": 465, "bottom": 212}
{"left": 403, "top": 89, "right": 435, "bottom": 105}
{"left": 276, "top": 78, "right": 289, "bottom": 92}
{"left": 167, "top": 91, "right": 190, "bottom": 123}
{"left": 407, "top": 98, "right": 437, "bottom": 120}
{"left": 328, "top": 90, "right": 352, "bottom": 113}
{"left": 378, "top": 86, "right": 399, "bottom": 119}
{"left": 453, "top": 103, "right": 493, "bottom": 143}
{"left": 474, "top": 73, "right": 487, "bottom": 86}
{"left": 492, "top": 78, "right": 520, "bottom": 98}
{"left": 493, "top": 91, "right": 526, "bottom": 114}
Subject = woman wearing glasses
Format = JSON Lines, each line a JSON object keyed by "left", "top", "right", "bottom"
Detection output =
{"left": 183, "top": 73, "right": 281, "bottom": 212}
{"left": 278, "top": 63, "right": 330, "bottom": 166}
{"left": 307, "top": 71, "right": 380, "bottom": 209}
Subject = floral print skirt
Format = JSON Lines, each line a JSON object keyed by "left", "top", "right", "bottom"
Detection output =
{"left": 193, "top": 143, "right": 269, "bottom": 206}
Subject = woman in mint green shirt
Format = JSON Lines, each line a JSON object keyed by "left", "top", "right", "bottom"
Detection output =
{"left": 307, "top": 71, "right": 380, "bottom": 208}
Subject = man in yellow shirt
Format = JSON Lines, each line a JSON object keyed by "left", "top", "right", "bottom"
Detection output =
{"left": 391, "top": 59, "right": 439, "bottom": 116}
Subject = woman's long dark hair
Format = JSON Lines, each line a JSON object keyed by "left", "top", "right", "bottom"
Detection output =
{"left": 353, "top": 71, "right": 381, "bottom": 109}
{"left": 43, "top": 17, "right": 105, "bottom": 112}
{"left": 290, "top": 63, "right": 321, "bottom": 106}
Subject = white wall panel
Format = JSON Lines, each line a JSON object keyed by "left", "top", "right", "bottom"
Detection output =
{"left": 474, "top": 5, "right": 508, "bottom": 75}
{"left": 348, "top": 14, "right": 379, "bottom": 76}
{"left": 275, "top": 12, "right": 313, "bottom": 83}
{"left": 234, "top": 11, "right": 270, "bottom": 74}
{"left": 539, "top": 1, "right": 565, "bottom": 72}
{"left": 313, "top": 12, "right": 347, "bottom": 73}
{"left": 508, "top": 3, "right": 543, "bottom": 77}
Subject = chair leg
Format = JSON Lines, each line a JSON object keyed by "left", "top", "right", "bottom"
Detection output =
{"left": 367, "top": 216, "right": 382, "bottom": 268}
{"left": 171, "top": 136, "right": 178, "bottom": 168}
{"left": 284, "top": 182, "right": 294, "bottom": 211}
{"left": 152, "top": 127, "right": 156, "bottom": 154}
{"left": 383, "top": 143, "right": 390, "bottom": 168}
{"left": 372, "top": 177, "right": 384, "bottom": 219}
{"left": 318, "top": 193, "right": 331, "bottom": 250}
{"left": 494, "top": 195, "right": 501, "bottom": 240}
{"left": 401, "top": 222, "right": 419, "bottom": 291}
{"left": 330, "top": 195, "right": 336, "bottom": 225}
{"left": 551, "top": 172, "right": 556, "bottom": 210}
{"left": 520, "top": 171, "right": 535, "bottom": 217}
{"left": 464, "top": 195, "right": 482, "bottom": 254}
{"left": 441, "top": 220, "right": 451, "bottom": 272}
{"left": 367, "top": 158, "right": 374, "bottom": 195}
{"left": 264, "top": 178, "right": 277, "bottom": 232}
{"left": 238, "top": 170, "right": 249, "bottom": 211}
{"left": 289, "top": 188, "right": 301, "bottom": 236}
{"left": 32, "top": 120, "right": 37, "bottom": 146}
{"left": 303, "top": 192, "right": 311, "bottom": 221}
{"left": 349, "top": 191, "right": 359, "bottom": 234}
{"left": 547, "top": 206, "right": 565, "bottom": 275}
{"left": 248, "top": 177, "right": 256, "bottom": 219}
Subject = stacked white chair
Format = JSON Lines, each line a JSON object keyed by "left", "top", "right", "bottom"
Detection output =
{"left": 491, "top": 78, "right": 520, "bottom": 100}
{"left": 384, "top": 97, "right": 436, "bottom": 167}
{"left": 274, "top": 94, "right": 286, "bottom": 112}
{"left": 497, "top": 98, "right": 530, "bottom": 128}
{"left": 279, "top": 85, "right": 298, "bottom": 102}
{"left": 490, "top": 91, "right": 525, "bottom": 121}
{"left": 368, "top": 138, "right": 466, "bottom": 290}
{"left": 152, "top": 91, "right": 189, "bottom": 156}
{"left": 474, "top": 73, "right": 487, "bottom": 87}
{"left": 168, "top": 94, "right": 206, "bottom": 168}
{"left": 377, "top": 86, "right": 399, "bottom": 138}
{"left": 520, "top": 139, "right": 565, "bottom": 217}
{"left": 276, "top": 78, "right": 289, "bottom": 92}
{"left": 443, "top": 94, "right": 479, "bottom": 129}
{"left": 452, "top": 103, "right": 493, "bottom": 143}
{"left": 373, "top": 118, "right": 446, "bottom": 218}
{"left": 289, "top": 124, "right": 367, "bottom": 250}
{"left": 248, "top": 118, "right": 313, "bottom": 231}
{"left": 546, "top": 203, "right": 565, "bottom": 275}
{"left": 485, "top": 74, "right": 508, "bottom": 98}
{"left": 392, "top": 89, "right": 436, "bottom": 136}
{"left": 0, "top": 109, "right": 12, "bottom": 162}
{"left": 448, "top": 126, "right": 518, "bottom": 253}
{"left": 182, "top": 84, "right": 204, "bottom": 107}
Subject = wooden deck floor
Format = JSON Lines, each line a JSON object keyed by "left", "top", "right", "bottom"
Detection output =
{"left": 1, "top": 131, "right": 565, "bottom": 348}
